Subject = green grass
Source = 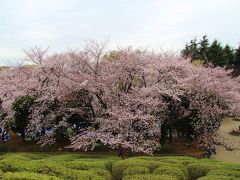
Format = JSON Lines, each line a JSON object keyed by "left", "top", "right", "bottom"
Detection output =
{"left": 0, "top": 153, "right": 240, "bottom": 180}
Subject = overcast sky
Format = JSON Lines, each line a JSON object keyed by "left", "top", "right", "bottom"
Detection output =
{"left": 0, "top": 0, "right": 239, "bottom": 65}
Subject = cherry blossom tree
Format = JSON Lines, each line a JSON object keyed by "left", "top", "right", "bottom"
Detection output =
{"left": 0, "top": 41, "right": 240, "bottom": 154}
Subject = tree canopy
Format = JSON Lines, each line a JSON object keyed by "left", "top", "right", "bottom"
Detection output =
{"left": 0, "top": 42, "right": 240, "bottom": 154}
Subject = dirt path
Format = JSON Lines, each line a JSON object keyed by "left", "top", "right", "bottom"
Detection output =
{"left": 215, "top": 117, "right": 240, "bottom": 163}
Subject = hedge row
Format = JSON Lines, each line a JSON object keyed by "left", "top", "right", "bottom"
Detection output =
{"left": 112, "top": 157, "right": 189, "bottom": 180}
{"left": 1, "top": 154, "right": 240, "bottom": 180}
{"left": 0, "top": 155, "right": 112, "bottom": 179}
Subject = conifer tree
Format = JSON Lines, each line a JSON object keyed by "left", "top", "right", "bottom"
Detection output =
{"left": 199, "top": 35, "right": 209, "bottom": 63}
{"left": 189, "top": 38, "right": 199, "bottom": 61}
{"left": 223, "top": 44, "right": 234, "bottom": 68}
{"left": 233, "top": 45, "right": 240, "bottom": 68}
{"left": 181, "top": 43, "right": 191, "bottom": 59}
{"left": 208, "top": 40, "right": 225, "bottom": 67}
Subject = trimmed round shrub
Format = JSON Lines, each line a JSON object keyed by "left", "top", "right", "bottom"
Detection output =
{"left": 124, "top": 174, "right": 177, "bottom": 180}
{"left": 2, "top": 171, "right": 61, "bottom": 180}
{"left": 112, "top": 159, "right": 170, "bottom": 180}
{"left": 208, "top": 169, "right": 240, "bottom": 178}
{"left": 64, "top": 160, "right": 106, "bottom": 170}
{"left": 133, "top": 156, "right": 196, "bottom": 165}
{"left": 112, "top": 159, "right": 148, "bottom": 179}
{"left": 90, "top": 168, "right": 112, "bottom": 180}
{"left": 123, "top": 166, "right": 149, "bottom": 177}
{"left": 219, "top": 164, "right": 240, "bottom": 172}
{"left": 157, "top": 163, "right": 188, "bottom": 178}
{"left": 103, "top": 159, "right": 118, "bottom": 171}
{"left": 1, "top": 154, "right": 30, "bottom": 161}
{"left": 19, "top": 153, "right": 49, "bottom": 160}
{"left": 187, "top": 163, "right": 219, "bottom": 179}
{"left": 0, "top": 157, "right": 28, "bottom": 172}
{"left": 63, "top": 169, "right": 106, "bottom": 180}
{"left": 24, "top": 160, "right": 67, "bottom": 177}
{"left": 197, "top": 175, "right": 237, "bottom": 180}
{"left": 158, "top": 158, "right": 191, "bottom": 166}
{"left": 153, "top": 166, "right": 186, "bottom": 180}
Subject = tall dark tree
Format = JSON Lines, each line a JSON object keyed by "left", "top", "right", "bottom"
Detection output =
{"left": 181, "top": 43, "right": 191, "bottom": 59}
{"left": 12, "top": 96, "right": 35, "bottom": 141}
{"left": 223, "top": 45, "right": 234, "bottom": 68}
{"left": 198, "top": 35, "right": 209, "bottom": 63}
{"left": 233, "top": 45, "right": 240, "bottom": 68}
{"left": 189, "top": 38, "right": 200, "bottom": 61}
{"left": 231, "top": 45, "right": 240, "bottom": 76}
{"left": 181, "top": 38, "right": 201, "bottom": 61}
{"left": 208, "top": 40, "right": 225, "bottom": 67}
{"left": 181, "top": 36, "right": 238, "bottom": 70}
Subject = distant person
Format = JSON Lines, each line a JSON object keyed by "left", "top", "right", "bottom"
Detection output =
{"left": 211, "top": 145, "right": 217, "bottom": 155}
{"left": 118, "top": 146, "right": 124, "bottom": 159}
{"left": 204, "top": 148, "right": 212, "bottom": 158}
{"left": 128, "top": 150, "right": 134, "bottom": 157}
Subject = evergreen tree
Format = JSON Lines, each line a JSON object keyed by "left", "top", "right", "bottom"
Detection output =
{"left": 181, "top": 36, "right": 237, "bottom": 69}
{"left": 223, "top": 44, "right": 234, "bottom": 68}
{"left": 208, "top": 40, "right": 225, "bottom": 67}
{"left": 189, "top": 38, "right": 200, "bottom": 61}
{"left": 233, "top": 45, "right": 240, "bottom": 68}
{"left": 231, "top": 45, "right": 240, "bottom": 76}
{"left": 181, "top": 43, "right": 191, "bottom": 59}
{"left": 198, "top": 35, "right": 209, "bottom": 63}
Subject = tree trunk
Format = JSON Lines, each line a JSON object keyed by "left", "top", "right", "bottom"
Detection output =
{"left": 21, "top": 131, "right": 26, "bottom": 142}
{"left": 169, "top": 126, "right": 173, "bottom": 143}
{"left": 160, "top": 124, "right": 166, "bottom": 145}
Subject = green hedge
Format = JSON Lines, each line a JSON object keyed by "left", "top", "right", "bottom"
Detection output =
{"left": 24, "top": 160, "right": 68, "bottom": 177}
{"left": 2, "top": 171, "right": 61, "bottom": 180}
{"left": 123, "top": 166, "right": 149, "bottom": 177}
{"left": 64, "top": 160, "right": 106, "bottom": 170}
{"left": 26, "top": 161, "right": 108, "bottom": 179}
{"left": 1, "top": 153, "right": 240, "bottom": 180}
{"left": 19, "top": 153, "right": 49, "bottom": 160}
{"left": 132, "top": 156, "right": 196, "bottom": 165}
{"left": 207, "top": 169, "right": 240, "bottom": 178}
{"left": 0, "top": 156, "right": 28, "bottom": 172}
{"left": 197, "top": 175, "right": 238, "bottom": 180}
{"left": 90, "top": 168, "right": 112, "bottom": 180}
{"left": 112, "top": 159, "right": 148, "bottom": 179}
{"left": 0, "top": 154, "right": 30, "bottom": 161}
{"left": 112, "top": 159, "right": 172, "bottom": 179}
{"left": 187, "top": 163, "right": 219, "bottom": 179}
{"left": 219, "top": 164, "right": 240, "bottom": 172}
{"left": 61, "top": 170, "right": 106, "bottom": 180}
{"left": 153, "top": 166, "right": 186, "bottom": 180}
{"left": 124, "top": 174, "right": 177, "bottom": 180}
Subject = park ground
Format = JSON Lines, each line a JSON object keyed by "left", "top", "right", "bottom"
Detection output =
{"left": 215, "top": 117, "right": 240, "bottom": 162}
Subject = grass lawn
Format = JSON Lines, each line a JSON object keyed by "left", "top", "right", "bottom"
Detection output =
{"left": 0, "top": 153, "right": 240, "bottom": 179}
